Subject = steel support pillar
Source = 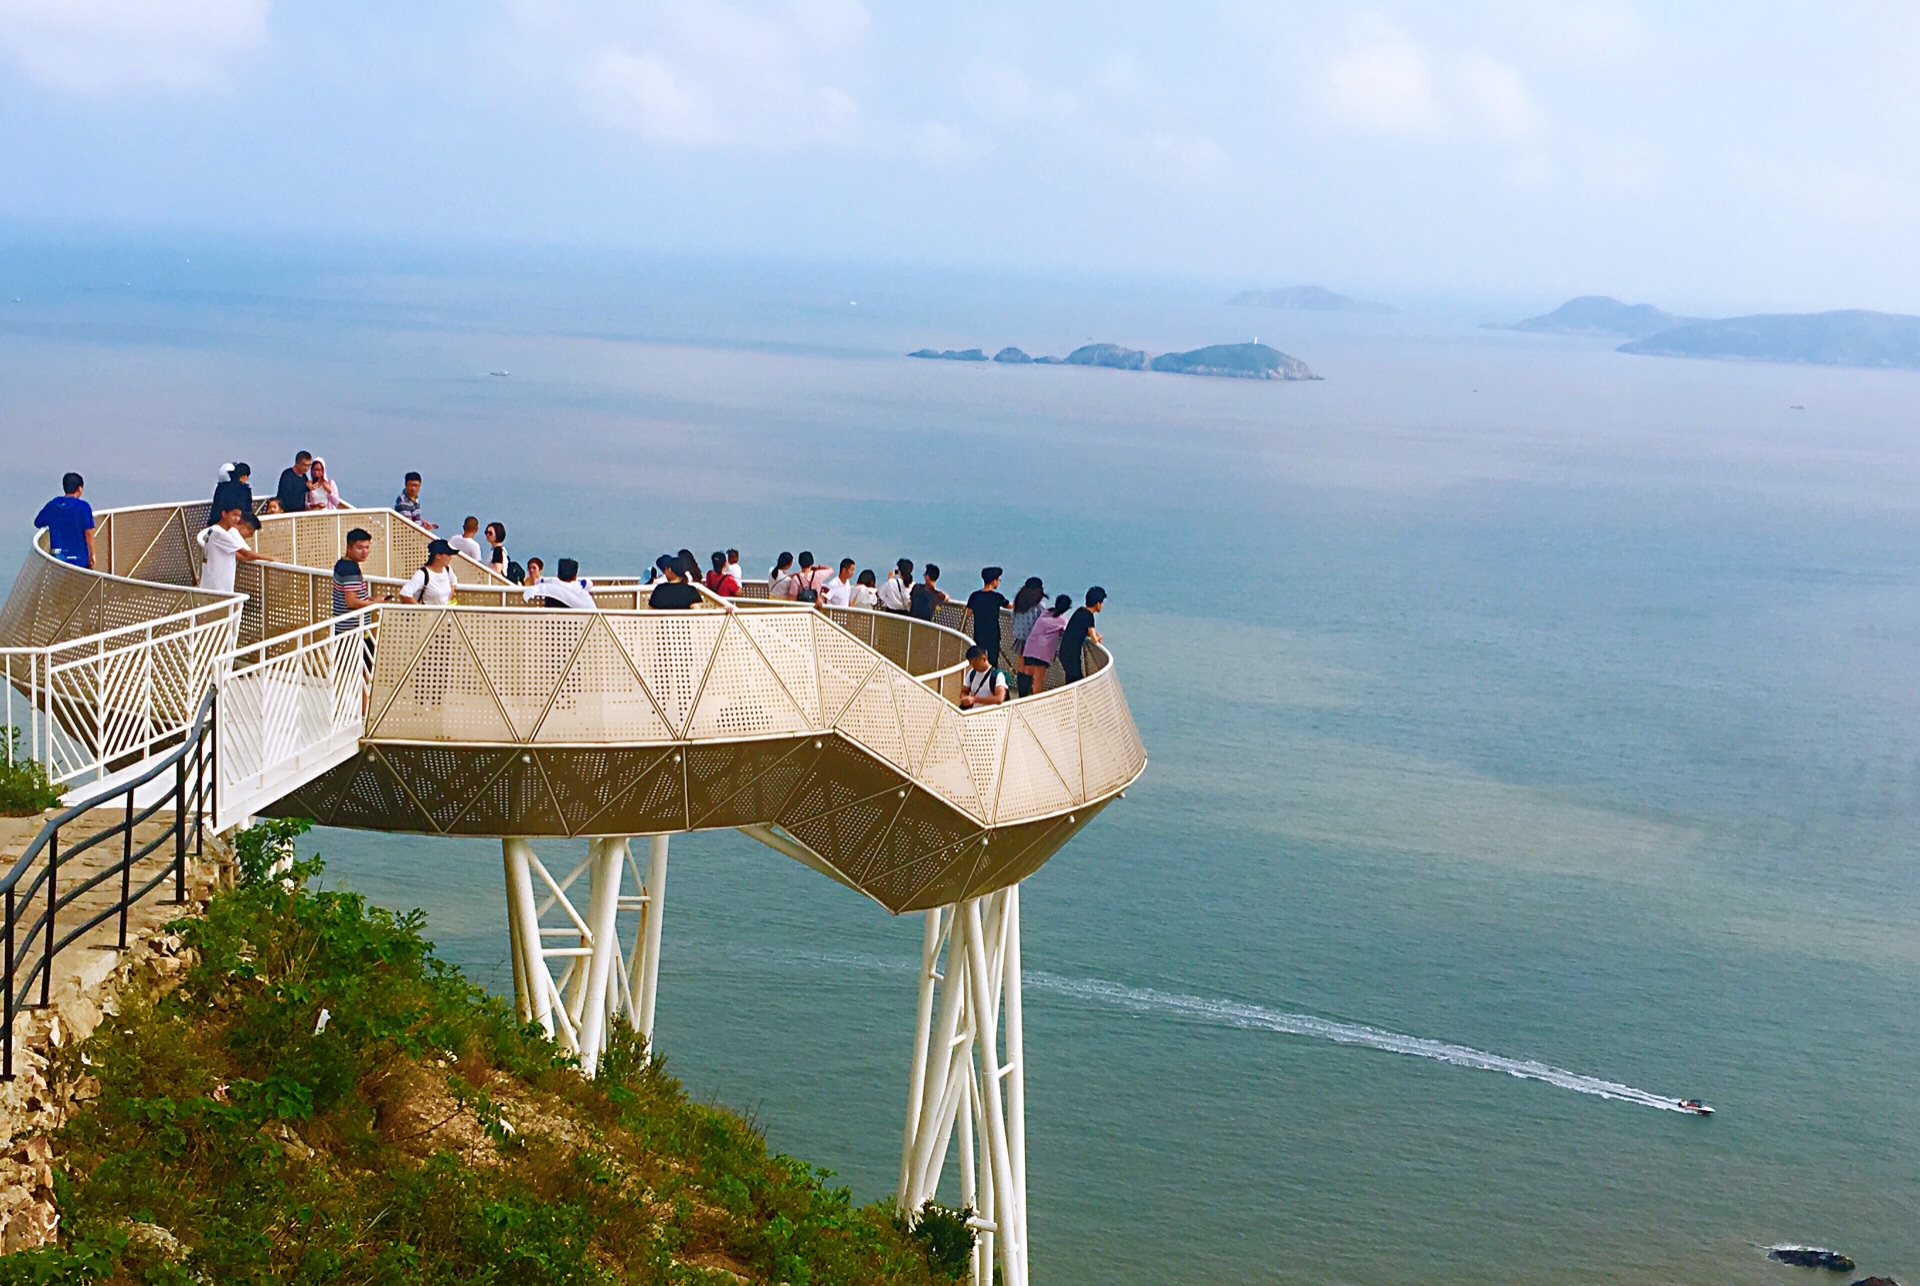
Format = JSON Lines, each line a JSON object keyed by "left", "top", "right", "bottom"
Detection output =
{"left": 501, "top": 834, "right": 672, "bottom": 1076}
{"left": 897, "top": 884, "right": 1029, "bottom": 1286}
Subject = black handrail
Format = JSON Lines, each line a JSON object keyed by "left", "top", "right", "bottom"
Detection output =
{"left": 1, "top": 688, "right": 214, "bottom": 1079}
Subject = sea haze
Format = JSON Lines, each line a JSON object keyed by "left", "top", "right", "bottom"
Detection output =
{"left": 2, "top": 241, "right": 1917, "bottom": 1284}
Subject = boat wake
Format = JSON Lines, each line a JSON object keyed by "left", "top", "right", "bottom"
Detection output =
{"left": 1028, "top": 972, "right": 1696, "bottom": 1113}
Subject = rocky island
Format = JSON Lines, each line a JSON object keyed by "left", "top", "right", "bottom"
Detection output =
{"left": 1619, "top": 310, "right": 1920, "bottom": 367}
{"left": 1228, "top": 285, "right": 1393, "bottom": 313}
{"left": 1494, "top": 295, "right": 1920, "bottom": 368}
{"left": 912, "top": 339, "right": 1318, "bottom": 380}
{"left": 1492, "top": 295, "right": 1696, "bottom": 338}
{"left": 1149, "top": 342, "right": 1320, "bottom": 380}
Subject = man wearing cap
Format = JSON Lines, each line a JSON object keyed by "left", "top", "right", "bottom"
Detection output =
{"left": 398, "top": 540, "right": 459, "bottom": 605}
{"left": 1059, "top": 586, "right": 1106, "bottom": 684}
{"left": 208, "top": 463, "right": 260, "bottom": 534}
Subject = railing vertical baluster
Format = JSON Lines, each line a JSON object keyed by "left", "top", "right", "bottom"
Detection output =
{"left": 4, "top": 886, "right": 14, "bottom": 1081}
{"left": 118, "top": 786, "right": 134, "bottom": 950}
{"left": 40, "top": 828, "right": 56, "bottom": 1009}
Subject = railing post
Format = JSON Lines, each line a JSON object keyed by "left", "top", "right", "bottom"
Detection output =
{"left": 118, "top": 786, "right": 133, "bottom": 950}
{"left": 40, "top": 828, "right": 56, "bottom": 1009}
{"left": 174, "top": 752, "right": 188, "bottom": 902}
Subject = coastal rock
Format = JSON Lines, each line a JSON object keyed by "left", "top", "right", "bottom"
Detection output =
{"left": 1148, "top": 342, "right": 1319, "bottom": 381}
{"left": 907, "top": 348, "right": 988, "bottom": 362}
{"left": 1064, "top": 342, "right": 1146, "bottom": 370}
{"left": 1848, "top": 1277, "right": 1901, "bottom": 1286}
{"left": 1228, "top": 285, "right": 1393, "bottom": 313}
{"left": 1032, "top": 355, "right": 1065, "bottom": 364}
{"left": 1493, "top": 295, "right": 1695, "bottom": 338}
{"left": 992, "top": 347, "right": 1033, "bottom": 364}
{"left": 1768, "top": 1246, "right": 1855, "bottom": 1272}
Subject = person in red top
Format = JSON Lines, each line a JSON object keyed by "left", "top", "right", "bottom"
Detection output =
{"left": 705, "top": 551, "right": 741, "bottom": 597}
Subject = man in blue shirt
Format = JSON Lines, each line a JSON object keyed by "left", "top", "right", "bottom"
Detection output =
{"left": 35, "top": 473, "right": 95, "bottom": 568}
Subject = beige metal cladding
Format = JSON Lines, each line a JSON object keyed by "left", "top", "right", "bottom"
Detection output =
{"left": 272, "top": 603, "right": 1144, "bottom": 911}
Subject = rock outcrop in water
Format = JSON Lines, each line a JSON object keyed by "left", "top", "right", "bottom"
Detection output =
{"left": 907, "top": 347, "right": 988, "bottom": 362}
{"left": 908, "top": 339, "right": 1319, "bottom": 380}
{"left": 1768, "top": 1246, "right": 1856, "bottom": 1271}
{"left": 1148, "top": 342, "right": 1319, "bottom": 380}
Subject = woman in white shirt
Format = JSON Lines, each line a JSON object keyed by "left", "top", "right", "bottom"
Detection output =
{"left": 307, "top": 457, "right": 346, "bottom": 510}
{"left": 769, "top": 551, "right": 798, "bottom": 599}
{"left": 850, "top": 569, "right": 881, "bottom": 609}
{"left": 399, "top": 540, "right": 459, "bottom": 606}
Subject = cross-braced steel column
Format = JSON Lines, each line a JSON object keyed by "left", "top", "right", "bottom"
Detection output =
{"left": 897, "top": 885, "right": 1028, "bottom": 1286}
{"left": 501, "top": 834, "right": 672, "bottom": 1076}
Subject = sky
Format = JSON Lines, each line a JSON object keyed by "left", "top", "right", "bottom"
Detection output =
{"left": 1, "top": 1, "right": 1917, "bottom": 313}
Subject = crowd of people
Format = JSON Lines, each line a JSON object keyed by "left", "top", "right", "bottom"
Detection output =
{"left": 36, "top": 456, "right": 1115, "bottom": 702}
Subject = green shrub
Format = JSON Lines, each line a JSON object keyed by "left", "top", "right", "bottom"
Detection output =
{"left": 0, "top": 822, "right": 957, "bottom": 1285}
{"left": 909, "top": 1201, "right": 977, "bottom": 1280}
{"left": 0, "top": 730, "right": 61, "bottom": 817}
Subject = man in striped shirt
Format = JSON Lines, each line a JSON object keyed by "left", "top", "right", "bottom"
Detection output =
{"left": 333, "top": 528, "right": 376, "bottom": 629}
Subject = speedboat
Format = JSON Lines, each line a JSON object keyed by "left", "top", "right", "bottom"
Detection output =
{"left": 1677, "top": 1098, "right": 1714, "bottom": 1116}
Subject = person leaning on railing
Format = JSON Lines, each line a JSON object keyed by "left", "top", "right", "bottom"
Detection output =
{"left": 198, "top": 501, "right": 275, "bottom": 594}
{"left": 1059, "top": 587, "right": 1106, "bottom": 684}
{"left": 333, "top": 527, "right": 378, "bottom": 629}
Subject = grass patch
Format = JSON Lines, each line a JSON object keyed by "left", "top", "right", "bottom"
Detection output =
{"left": 0, "top": 822, "right": 968, "bottom": 1284}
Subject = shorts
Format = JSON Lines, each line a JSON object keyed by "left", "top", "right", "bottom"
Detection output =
{"left": 1021, "top": 656, "right": 1047, "bottom": 670}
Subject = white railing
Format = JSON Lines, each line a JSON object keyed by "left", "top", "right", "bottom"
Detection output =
{"left": 214, "top": 610, "right": 378, "bottom": 831}
{"left": 1, "top": 599, "right": 243, "bottom": 791}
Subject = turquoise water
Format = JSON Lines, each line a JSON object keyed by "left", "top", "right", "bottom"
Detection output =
{"left": 3, "top": 244, "right": 1918, "bottom": 1282}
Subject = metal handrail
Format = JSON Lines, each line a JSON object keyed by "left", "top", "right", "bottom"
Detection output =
{"left": 1, "top": 686, "right": 213, "bottom": 1079}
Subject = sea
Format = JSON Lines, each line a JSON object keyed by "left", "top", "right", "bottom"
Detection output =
{"left": 2, "top": 236, "right": 1917, "bottom": 1284}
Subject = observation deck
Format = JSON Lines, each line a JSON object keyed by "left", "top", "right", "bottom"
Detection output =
{"left": 1, "top": 494, "right": 1145, "bottom": 1285}
{"left": 1, "top": 499, "right": 1144, "bottom": 913}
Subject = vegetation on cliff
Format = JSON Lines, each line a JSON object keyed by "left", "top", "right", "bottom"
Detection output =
{"left": 0, "top": 821, "right": 967, "bottom": 1285}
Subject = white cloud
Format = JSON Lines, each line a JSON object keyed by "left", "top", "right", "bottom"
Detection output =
{"left": 0, "top": 0, "right": 268, "bottom": 92}
{"left": 1455, "top": 53, "right": 1544, "bottom": 140}
{"left": 1320, "top": 22, "right": 1546, "bottom": 143}
{"left": 1322, "top": 24, "right": 1443, "bottom": 134}
{"left": 567, "top": 0, "right": 868, "bottom": 150}
{"left": 959, "top": 59, "right": 1077, "bottom": 124}
{"left": 1143, "top": 128, "right": 1228, "bottom": 179}
{"left": 910, "top": 120, "right": 983, "bottom": 170}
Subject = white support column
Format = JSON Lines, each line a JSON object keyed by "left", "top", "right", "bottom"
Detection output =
{"left": 635, "top": 834, "right": 670, "bottom": 1045}
{"left": 896, "top": 886, "right": 1030, "bottom": 1286}
{"left": 501, "top": 834, "right": 673, "bottom": 1075}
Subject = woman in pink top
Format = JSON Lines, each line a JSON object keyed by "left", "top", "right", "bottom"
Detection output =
{"left": 1019, "top": 595, "right": 1071, "bottom": 694}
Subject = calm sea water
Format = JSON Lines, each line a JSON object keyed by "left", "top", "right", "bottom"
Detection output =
{"left": 3, "top": 241, "right": 1918, "bottom": 1283}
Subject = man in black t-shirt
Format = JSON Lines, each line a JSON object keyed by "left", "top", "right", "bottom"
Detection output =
{"left": 1059, "top": 585, "right": 1106, "bottom": 683}
{"left": 965, "top": 566, "right": 1009, "bottom": 667}
{"left": 909, "top": 563, "right": 947, "bottom": 621}
{"left": 277, "top": 451, "right": 313, "bottom": 515}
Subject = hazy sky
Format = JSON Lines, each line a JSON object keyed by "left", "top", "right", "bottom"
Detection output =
{"left": 2, "top": 1, "right": 1917, "bottom": 312}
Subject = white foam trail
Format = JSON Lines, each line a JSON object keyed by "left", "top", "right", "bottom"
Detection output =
{"left": 1029, "top": 972, "right": 1694, "bottom": 1113}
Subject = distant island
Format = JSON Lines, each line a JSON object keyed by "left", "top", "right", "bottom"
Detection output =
{"left": 1619, "top": 310, "right": 1920, "bottom": 368}
{"left": 1149, "top": 343, "right": 1319, "bottom": 380}
{"left": 1228, "top": 285, "right": 1394, "bottom": 314}
{"left": 1492, "top": 295, "right": 1695, "bottom": 338}
{"left": 1492, "top": 295, "right": 1920, "bottom": 368}
{"left": 907, "top": 347, "right": 987, "bottom": 361}
{"left": 912, "top": 339, "right": 1318, "bottom": 380}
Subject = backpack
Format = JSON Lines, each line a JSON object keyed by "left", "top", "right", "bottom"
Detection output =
{"left": 507, "top": 560, "right": 526, "bottom": 585}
